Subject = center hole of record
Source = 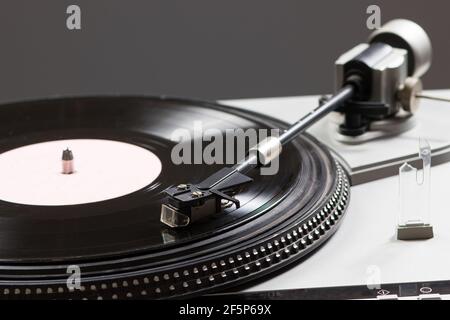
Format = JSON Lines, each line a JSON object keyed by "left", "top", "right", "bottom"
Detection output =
{"left": 0, "top": 139, "right": 162, "bottom": 206}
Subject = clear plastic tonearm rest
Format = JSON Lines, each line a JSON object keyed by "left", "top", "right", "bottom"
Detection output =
{"left": 397, "top": 138, "right": 433, "bottom": 240}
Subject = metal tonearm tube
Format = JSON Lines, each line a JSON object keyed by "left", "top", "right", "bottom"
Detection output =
{"left": 161, "top": 19, "right": 433, "bottom": 228}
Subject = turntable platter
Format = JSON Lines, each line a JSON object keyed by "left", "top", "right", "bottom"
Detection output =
{"left": 0, "top": 96, "right": 350, "bottom": 299}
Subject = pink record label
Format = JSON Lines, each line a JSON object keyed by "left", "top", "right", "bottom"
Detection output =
{"left": 0, "top": 139, "right": 162, "bottom": 206}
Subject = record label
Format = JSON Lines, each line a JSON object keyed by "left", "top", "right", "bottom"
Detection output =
{"left": 0, "top": 139, "right": 162, "bottom": 206}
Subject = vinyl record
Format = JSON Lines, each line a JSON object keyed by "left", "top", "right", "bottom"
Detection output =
{"left": 0, "top": 96, "right": 350, "bottom": 299}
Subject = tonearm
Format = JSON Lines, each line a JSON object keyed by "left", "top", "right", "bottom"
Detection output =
{"left": 161, "top": 19, "right": 433, "bottom": 228}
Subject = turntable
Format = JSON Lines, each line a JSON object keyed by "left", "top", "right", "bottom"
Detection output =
{"left": 0, "top": 19, "right": 447, "bottom": 300}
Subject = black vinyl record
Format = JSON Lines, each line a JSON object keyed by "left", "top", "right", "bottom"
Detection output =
{"left": 0, "top": 96, "right": 350, "bottom": 299}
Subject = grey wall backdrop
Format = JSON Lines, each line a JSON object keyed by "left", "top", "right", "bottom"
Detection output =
{"left": 0, "top": 0, "right": 448, "bottom": 102}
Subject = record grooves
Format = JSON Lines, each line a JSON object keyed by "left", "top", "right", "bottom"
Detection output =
{"left": 0, "top": 96, "right": 350, "bottom": 299}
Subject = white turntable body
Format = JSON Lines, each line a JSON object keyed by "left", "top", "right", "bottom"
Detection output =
{"left": 224, "top": 89, "right": 450, "bottom": 292}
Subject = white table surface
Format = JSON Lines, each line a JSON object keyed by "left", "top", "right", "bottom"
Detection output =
{"left": 221, "top": 90, "right": 450, "bottom": 291}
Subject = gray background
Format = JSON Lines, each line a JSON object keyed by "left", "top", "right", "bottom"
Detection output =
{"left": 0, "top": 0, "right": 448, "bottom": 102}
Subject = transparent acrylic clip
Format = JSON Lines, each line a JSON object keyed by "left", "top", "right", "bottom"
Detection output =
{"left": 397, "top": 138, "right": 433, "bottom": 240}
